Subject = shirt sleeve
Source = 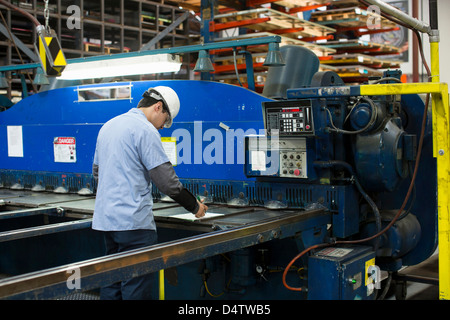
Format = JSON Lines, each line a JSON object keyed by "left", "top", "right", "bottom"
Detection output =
{"left": 149, "top": 162, "right": 199, "bottom": 214}
{"left": 138, "top": 127, "right": 170, "bottom": 172}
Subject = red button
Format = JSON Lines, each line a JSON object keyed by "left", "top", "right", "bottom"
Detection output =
{"left": 294, "top": 169, "right": 300, "bottom": 176}
{"left": 305, "top": 125, "right": 310, "bottom": 130}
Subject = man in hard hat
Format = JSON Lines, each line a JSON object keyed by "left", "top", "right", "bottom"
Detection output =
{"left": 92, "top": 86, "right": 208, "bottom": 300}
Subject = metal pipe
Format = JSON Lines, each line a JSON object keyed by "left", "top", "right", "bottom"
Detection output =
{"left": 0, "top": 218, "right": 92, "bottom": 243}
{"left": 0, "top": 206, "right": 63, "bottom": 220}
{"left": 363, "top": 0, "right": 431, "bottom": 34}
{"left": 412, "top": 0, "right": 419, "bottom": 82}
{"left": 0, "top": 36, "right": 282, "bottom": 73}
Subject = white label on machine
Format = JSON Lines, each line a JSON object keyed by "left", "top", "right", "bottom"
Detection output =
{"left": 53, "top": 137, "right": 76, "bottom": 163}
{"left": 251, "top": 150, "right": 266, "bottom": 171}
{"left": 317, "top": 247, "right": 353, "bottom": 258}
{"left": 161, "top": 137, "right": 177, "bottom": 166}
{"left": 7, "top": 126, "right": 24, "bottom": 157}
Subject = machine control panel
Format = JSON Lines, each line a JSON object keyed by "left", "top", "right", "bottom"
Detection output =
{"left": 280, "top": 150, "right": 307, "bottom": 178}
{"left": 263, "top": 100, "right": 314, "bottom": 136}
{"left": 244, "top": 136, "right": 308, "bottom": 179}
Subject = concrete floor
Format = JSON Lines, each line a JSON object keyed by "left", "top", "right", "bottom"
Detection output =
{"left": 386, "top": 249, "right": 440, "bottom": 300}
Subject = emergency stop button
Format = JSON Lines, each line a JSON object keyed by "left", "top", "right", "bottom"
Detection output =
{"left": 294, "top": 169, "right": 301, "bottom": 176}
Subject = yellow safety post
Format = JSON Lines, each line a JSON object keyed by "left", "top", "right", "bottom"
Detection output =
{"left": 360, "top": 66, "right": 450, "bottom": 299}
{"left": 429, "top": 39, "right": 450, "bottom": 300}
{"left": 159, "top": 269, "right": 165, "bottom": 300}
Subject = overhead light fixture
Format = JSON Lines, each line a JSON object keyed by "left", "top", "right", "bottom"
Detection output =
{"left": 0, "top": 72, "right": 9, "bottom": 88}
{"left": 58, "top": 53, "right": 182, "bottom": 80}
{"left": 194, "top": 50, "right": 214, "bottom": 73}
{"left": 263, "top": 42, "right": 285, "bottom": 66}
{"left": 33, "top": 67, "right": 49, "bottom": 85}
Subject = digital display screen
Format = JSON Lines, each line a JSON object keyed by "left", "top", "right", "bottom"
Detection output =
{"left": 263, "top": 100, "right": 314, "bottom": 136}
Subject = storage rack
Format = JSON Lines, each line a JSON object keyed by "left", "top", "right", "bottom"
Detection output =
{"left": 0, "top": 0, "right": 194, "bottom": 99}
{"left": 172, "top": 0, "right": 405, "bottom": 87}
{"left": 201, "top": 1, "right": 337, "bottom": 91}
{"left": 310, "top": 0, "right": 404, "bottom": 83}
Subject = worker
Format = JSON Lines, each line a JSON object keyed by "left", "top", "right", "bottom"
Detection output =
{"left": 92, "top": 86, "right": 208, "bottom": 300}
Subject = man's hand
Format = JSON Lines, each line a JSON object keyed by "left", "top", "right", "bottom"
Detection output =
{"left": 194, "top": 199, "right": 208, "bottom": 218}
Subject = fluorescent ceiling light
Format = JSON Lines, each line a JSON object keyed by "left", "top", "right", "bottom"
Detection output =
{"left": 58, "top": 53, "right": 181, "bottom": 80}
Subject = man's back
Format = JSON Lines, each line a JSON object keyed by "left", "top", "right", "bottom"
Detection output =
{"left": 92, "top": 108, "right": 169, "bottom": 231}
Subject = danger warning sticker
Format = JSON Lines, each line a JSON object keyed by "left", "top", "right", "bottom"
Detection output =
{"left": 54, "top": 137, "right": 76, "bottom": 163}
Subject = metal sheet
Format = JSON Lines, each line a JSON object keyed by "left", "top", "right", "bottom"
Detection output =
{"left": 0, "top": 190, "right": 30, "bottom": 200}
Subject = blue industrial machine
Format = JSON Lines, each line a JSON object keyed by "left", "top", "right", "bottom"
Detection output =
{"left": 0, "top": 63, "right": 437, "bottom": 300}
{"left": 0, "top": 6, "right": 438, "bottom": 298}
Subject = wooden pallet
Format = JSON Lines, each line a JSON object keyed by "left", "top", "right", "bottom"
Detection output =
{"left": 319, "top": 53, "right": 401, "bottom": 68}
{"left": 214, "top": 32, "right": 336, "bottom": 57}
{"left": 270, "top": 0, "right": 329, "bottom": 9}
{"left": 171, "top": 0, "right": 329, "bottom": 11}
{"left": 322, "top": 0, "right": 360, "bottom": 8}
{"left": 213, "top": 51, "right": 267, "bottom": 66}
{"left": 311, "top": 6, "right": 398, "bottom": 28}
{"left": 320, "top": 39, "right": 400, "bottom": 55}
{"left": 319, "top": 59, "right": 391, "bottom": 84}
{"left": 214, "top": 8, "right": 335, "bottom": 39}
{"left": 335, "top": 65, "right": 382, "bottom": 77}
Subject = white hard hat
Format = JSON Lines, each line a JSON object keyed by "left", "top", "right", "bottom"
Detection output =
{"left": 144, "top": 86, "right": 180, "bottom": 128}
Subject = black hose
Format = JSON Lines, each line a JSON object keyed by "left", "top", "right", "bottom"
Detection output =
{"left": 313, "top": 160, "right": 382, "bottom": 251}
{"left": 429, "top": 0, "right": 438, "bottom": 30}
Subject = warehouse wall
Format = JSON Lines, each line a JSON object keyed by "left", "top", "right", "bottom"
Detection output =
{"left": 420, "top": 0, "right": 450, "bottom": 84}
{"left": 381, "top": 0, "right": 449, "bottom": 84}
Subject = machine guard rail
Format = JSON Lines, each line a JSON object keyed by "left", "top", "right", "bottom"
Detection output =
{"left": 0, "top": 208, "right": 328, "bottom": 300}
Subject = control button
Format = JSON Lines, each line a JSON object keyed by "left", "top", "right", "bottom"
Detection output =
{"left": 294, "top": 169, "right": 301, "bottom": 176}
{"left": 305, "top": 125, "right": 311, "bottom": 130}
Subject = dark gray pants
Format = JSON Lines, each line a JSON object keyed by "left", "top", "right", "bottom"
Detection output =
{"left": 100, "top": 229, "right": 158, "bottom": 300}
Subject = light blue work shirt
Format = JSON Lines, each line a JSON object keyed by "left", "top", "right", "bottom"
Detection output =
{"left": 92, "top": 108, "right": 169, "bottom": 231}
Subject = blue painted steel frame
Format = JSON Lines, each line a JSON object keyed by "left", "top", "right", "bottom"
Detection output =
{"left": 0, "top": 80, "right": 270, "bottom": 184}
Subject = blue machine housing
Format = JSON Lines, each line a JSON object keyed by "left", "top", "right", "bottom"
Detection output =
{"left": 0, "top": 80, "right": 269, "bottom": 193}
{"left": 0, "top": 70, "right": 439, "bottom": 299}
{"left": 308, "top": 246, "right": 376, "bottom": 300}
{"left": 243, "top": 71, "right": 437, "bottom": 271}
{"left": 0, "top": 74, "right": 438, "bottom": 266}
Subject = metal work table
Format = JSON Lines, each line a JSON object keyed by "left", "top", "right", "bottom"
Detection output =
{"left": 0, "top": 190, "right": 330, "bottom": 299}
